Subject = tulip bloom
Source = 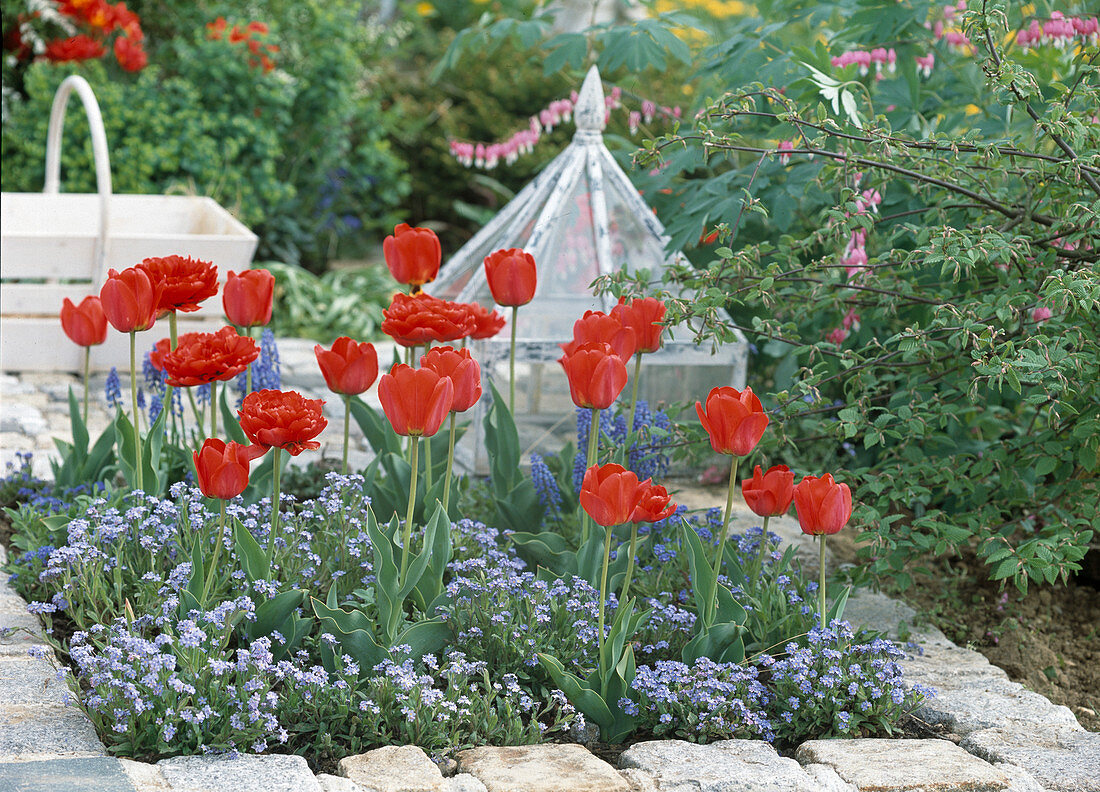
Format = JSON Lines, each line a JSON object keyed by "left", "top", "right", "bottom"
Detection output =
{"left": 382, "top": 293, "right": 475, "bottom": 348}
{"left": 558, "top": 341, "right": 628, "bottom": 411}
{"left": 611, "top": 297, "right": 666, "bottom": 355}
{"left": 383, "top": 223, "right": 441, "bottom": 292}
{"left": 60, "top": 296, "right": 108, "bottom": 347}
{"left": 193, "top": 438, "right": 253, "bottom": 500}
{"left": 149, "top": 332, "right": 203, "bottom": 372}
{"left": 420, "top": 346, "right": 481, "bottom": 413}
{"left": 484, "top": 248, "right": 537, "bottom": 307}
{"left": 138, "top": 255, "right": 218, "bottom": 315}
{"left": 238, "top": 389, "right": 328, "bottom": 456}
{"left": 696, "top": 386, "right": 769, "bottom": 457}
{"left": 560, "top": 310, "right": 637, "bottom": 363}
{"left": 463, "top": 302, "right": 506, "bottom": 340}
{"left": 163, "top": 327, "right": 259, "bottom": 388}
{"left": 100, "top": 267, "right": 161, "bottom": 333}
{"left": 377, "top": 364, "right": 455, "bottom": 438}
{"left": 793, "top": 474, "right": 852, "bottom": 537}
{"left": 631, "top": 481, "right": 676, "bottom": 523}
{"left": 314, "top": 337, "right": 379, "bottom": 396}
{"left": 223, "top": 269, "right": 275, "bottom": 328}
{"left": 580, "top": 463, "right": 642, "bottom": 528}
{"left": 742, "top": 464, "right": 795, "bottom": 518}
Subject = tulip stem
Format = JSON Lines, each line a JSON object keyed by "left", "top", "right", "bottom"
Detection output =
{"left": 509, "top": 306, "right": 518, "bottom": 413}
{"left": 424, "top": 429, "right": 434, "bottom": 491}
{"left": 400, "top": 437, "right": 420, "bottom": 582}
{"left": 443, "top": 412, "right": 456, "bottom": 514}
{"left": 210, "top": 380, "right": 218, "bottom": 439}
{"left": 712, "top": 457, "right": 740, "bottom": 595}
{"left": 245, "top": 326, "right": 253, "bottom": 395}
{"left": 202, "top": 501, "right": 226, "bottom": 605}
{"left": 755, "top": 515, "right": 772, "bottom": 578}
{"left": 129, "top": 331, "right": 143, "bottom": 493}
{"left": 620, "top": 521, "right": 639, "bottom": 604}
{"left": 819, "top": 535, "right": 828, "bottom": 628}
{"left": 623, "top": 353, "right": 643, "bottom": 463}
{"left": 268, "top": 447, "right": 283, "bottom": 564}
{"left": 187, "top": 388, "right": 205, "bottom": 441}
{"left": 342, "top": 395, "right": 351, "bottom": 476}
{"left": 166, "top": 312, "right": 178, "bottom": 442}
{"left": 597, "top": 523, "right": 614, "bottom": 666}
{"left": 82, "top": 346, "right": 90, "bottom": 428}
{"left": 581, "top": 408, "right": 601, "bottom": 545}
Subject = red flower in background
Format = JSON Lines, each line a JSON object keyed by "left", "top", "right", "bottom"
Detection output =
{"left": 559, "top": 341, "right": 628, "bottom": 410}
{"left": 100, "top": 267, "right": 161, "bottom": 333}
{"left": 611, "top": 297, "right": 666, "bottom": 355}
{"left": 381, "top": 293, "right": 474, "bottom": 347}
{"left": 383, "top": 224, "right": 441, "bottom": 292}
{"left": 463, "top": 302, "right": 506, "bottom": 339}
{"left": 377, "top": 364, "right": 454, "bottom": 437}
{"left": 238, "top": 389, "right": 327, "bottom": 456}
{"left": 793, "top": 473, "right": 853, "bottom": 536}
{"left": 741, "top": 464, "right": 795, "bottom": 518}
{"left": 223, "top": 269, "right": 275, "bottom": 328}
{"left": 44, "top": 34, "right": 105, "bottom": 62}
{"left": 580, "top": 463, "right": 643, "bottom": 527}
{"left": 113, "top": 34, "right": 146, "bottom": 71}
{"left": 421, "top": 346, "right": 481, "bottom": 413}
{"left": 696, "top": 386, "right": 769, "bottom": 457}
{"left": 162, "top": 326, "right": 259, "bottom": 387}
{"left": 138, "top": 255, "right": 218, "bottom": 314}
{"left": 560, "top": 310, "right": 637, "bottom": 362}
{"left": 483, "top": 248, "right": 537, "bottom": 307}
{"left": 631, "top": 481, "right": 676, "bottom": 523}
{"left": 60, "top": 296, "right": 108, "bottom": 347}
{"left": 314, "top": 337, "right": 379, "bottom": 396}
{"left": 193, "top": 439, "right": 254, "bottom": 500}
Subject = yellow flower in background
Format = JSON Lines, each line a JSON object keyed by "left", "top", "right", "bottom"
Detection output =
{"left": 964, "top": 104, "right": 981, "bottom": 115}
{"left": 1021, "top": 3, "right": 1035, "bottom": 15}
{"left": 653, "top": 0, "right": 750, "bottom": 19}
{"left": 416, "top": 1, "right": 435, "bottom": 16}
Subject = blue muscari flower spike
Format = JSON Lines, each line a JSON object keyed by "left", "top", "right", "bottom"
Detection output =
{"left": 143, "top": 352, "right": 165, "bottom": 394}
{"left": 148, "top": 394, "right": 163, "bottom": 425}
{"left": 196, "top": 384, "right": 211, "bottom": 406}
{"left": 254, "top": 329, "right": 281, "bottom": 391}
{"left": 105, "top": 367, "right": 123, "bottom": 409}
{"left": 530, "top": 453, "right": 563, "bottom": 519}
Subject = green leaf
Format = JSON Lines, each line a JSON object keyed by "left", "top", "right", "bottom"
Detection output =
{"left": 220, "top": 388, "right": 248, "bottom": 444}
{"left": 233, "top": 517, "right": 270, "bottom": 583}
{"left": 350, "top": 397, "right": 403, "bottom": 456}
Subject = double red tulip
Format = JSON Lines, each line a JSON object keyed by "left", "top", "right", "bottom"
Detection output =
{"left": 238, "top": 389, "right": 327, "bottom": 456}
{"left": 60, "top": 296, "right": 108, "bottom": 347}
{"left": 696, "top": 386, "right": 770, "bottom": 457}
{"left": 741, "top": 464, "right": 795, "bottom": 518}
{"left": 421, "top": 346, "right": 481, "bottom": 413}
{"left": 193, "top": 438, "right": 254, "bottom": 500}
{"left": 149, "top": 332, "right": 202, "bottom": 372}
{"left": 631, "top": 481, "right": 677, "bottom": 523}
{"left": 558, "top": 341, "right": 628, "bottom": 410}
{"left": 560, "top": 310, "right": 637, "bottom": 362}
{"left": 463, "top": 302, "right": 507, "bottom": 339}
{"left": 162, "top": 326, "right": 259, "bottom": 387}
{"left": 383, "top": 223, "right": 441, "bottom": 291}
{"left": 138, "top": 255, "right": 218, "bottom": 315}
{"left": 483, "top": 248, "right": 537, "bottom": 307}
{"left": 314, "top": 337, "right": 379, "bottom": 396}
{"left": 793, "top": 473, "right": 853, "bottom": 536}
{"left": 611, "top": 297, "right": 666, "bottom": 355}
{"left": 223, "top": 269, "right": 275, "bottom": 328}
{"left": 381, "top": 293, "right": 475, "bottom": 347}
{"left": 100, "top": 267, "right": 162, "bottom": 333}
{"left": 378, "top": 364, "right": 454, "bottom": 437}
{"left": 579, "top": 463, "right": 643, "bottom": 527}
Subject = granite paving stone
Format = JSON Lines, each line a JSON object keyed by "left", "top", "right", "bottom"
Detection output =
{"left": 117, "top": 758, "right": 170, "bottom": 790}
{"left": 0, "top": 704, "right": 105, "bottom": 759}
{"left": 319, "top": 774, "right": 364, "bottom": 792}
{"left": 0, "top": 756, "right": 134, "bottom": 792}
{"left": 618, "top": 739, "right": 823, "bottom": 792}
{"left": 915, "top": 677, "right": 1081, "bottom": 735}
{"left": 796, "top": 739, "right": 1011, "bottom": 791}
{"left": 338, "top": 745, "right": 446, "bottom": 792}
{"left": 156, "top": 754, "right": 322, "bottom": 792}
{"left": 901, "top": 643, "right": 1010, "bottom": 687}
{"left": 0, "top": 657, "right": 72, "bottom": 706}
{"left": 457, "top": 744, "right": 629, "bottom": 792}
{"left": 961, "top": 725, "right": 1100, "bottom": 792}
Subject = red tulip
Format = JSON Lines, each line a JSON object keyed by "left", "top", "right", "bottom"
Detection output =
{"left": 611, "top": 297, "right": 666, "bottom": 355}
{"left": 741, "top": 464, "right": 795, "bottom": 518}
{"left": 193, "top": 439, "right": 253, "bottom": 500}
{"left": 162, "top": 326, "right": 259, "bottom": 387}
{"left": 381, "top": 293, "right": 475, "bottom": 347}
{"left": 383, "top": 223, "right": 441, "bottom": 291}
{"left": 60, "top": 296, "right": 108, "bottom": 347}
{"left": 138, "top": 255, "right": 218, "bottom": 314}
{"left": 560, "top": 310, "right": 637, "bottom": 362}
{"left": 314, "top": 337, "right": 379, "bottom": 396}
{"left": 149, "top": 332, "right": 202, "bottom": 372}
{"left": 100, "top": 267, "right": 161, "bottom": 333}
{"left": 377, "top": 364, "right": 454, "bottom": 437}
{"left": 484, "top": 248, "right": 537, "bottom": 307}
{"left": 696, "top": 386, "right": 769, "bottom": 457}
{"left": 223, "top": 269, "right": 275, "bottom": 328}
{"left": 631, "top": 481, "right": 677, "bottom": 523}
{"left": 463, "top": 302, "right": 507, "bottom": 339}
{"left": 238, "top": 389, "right": 327, "bottom": 456}
{"left": 793, "top": 473, "right": 853, "bottom": 536}
{"left": 580, "top": 463, "right": 642, "bottom": 527}
{"left": 558, "top": 341, "right": 628, "bottom": 410}
{"left": 420, "top": 346, "right": 481, "bottom": 413}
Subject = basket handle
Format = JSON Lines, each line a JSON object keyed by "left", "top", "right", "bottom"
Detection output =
{"left": 43, "top": 75, "right": 112, "bottom": 286}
